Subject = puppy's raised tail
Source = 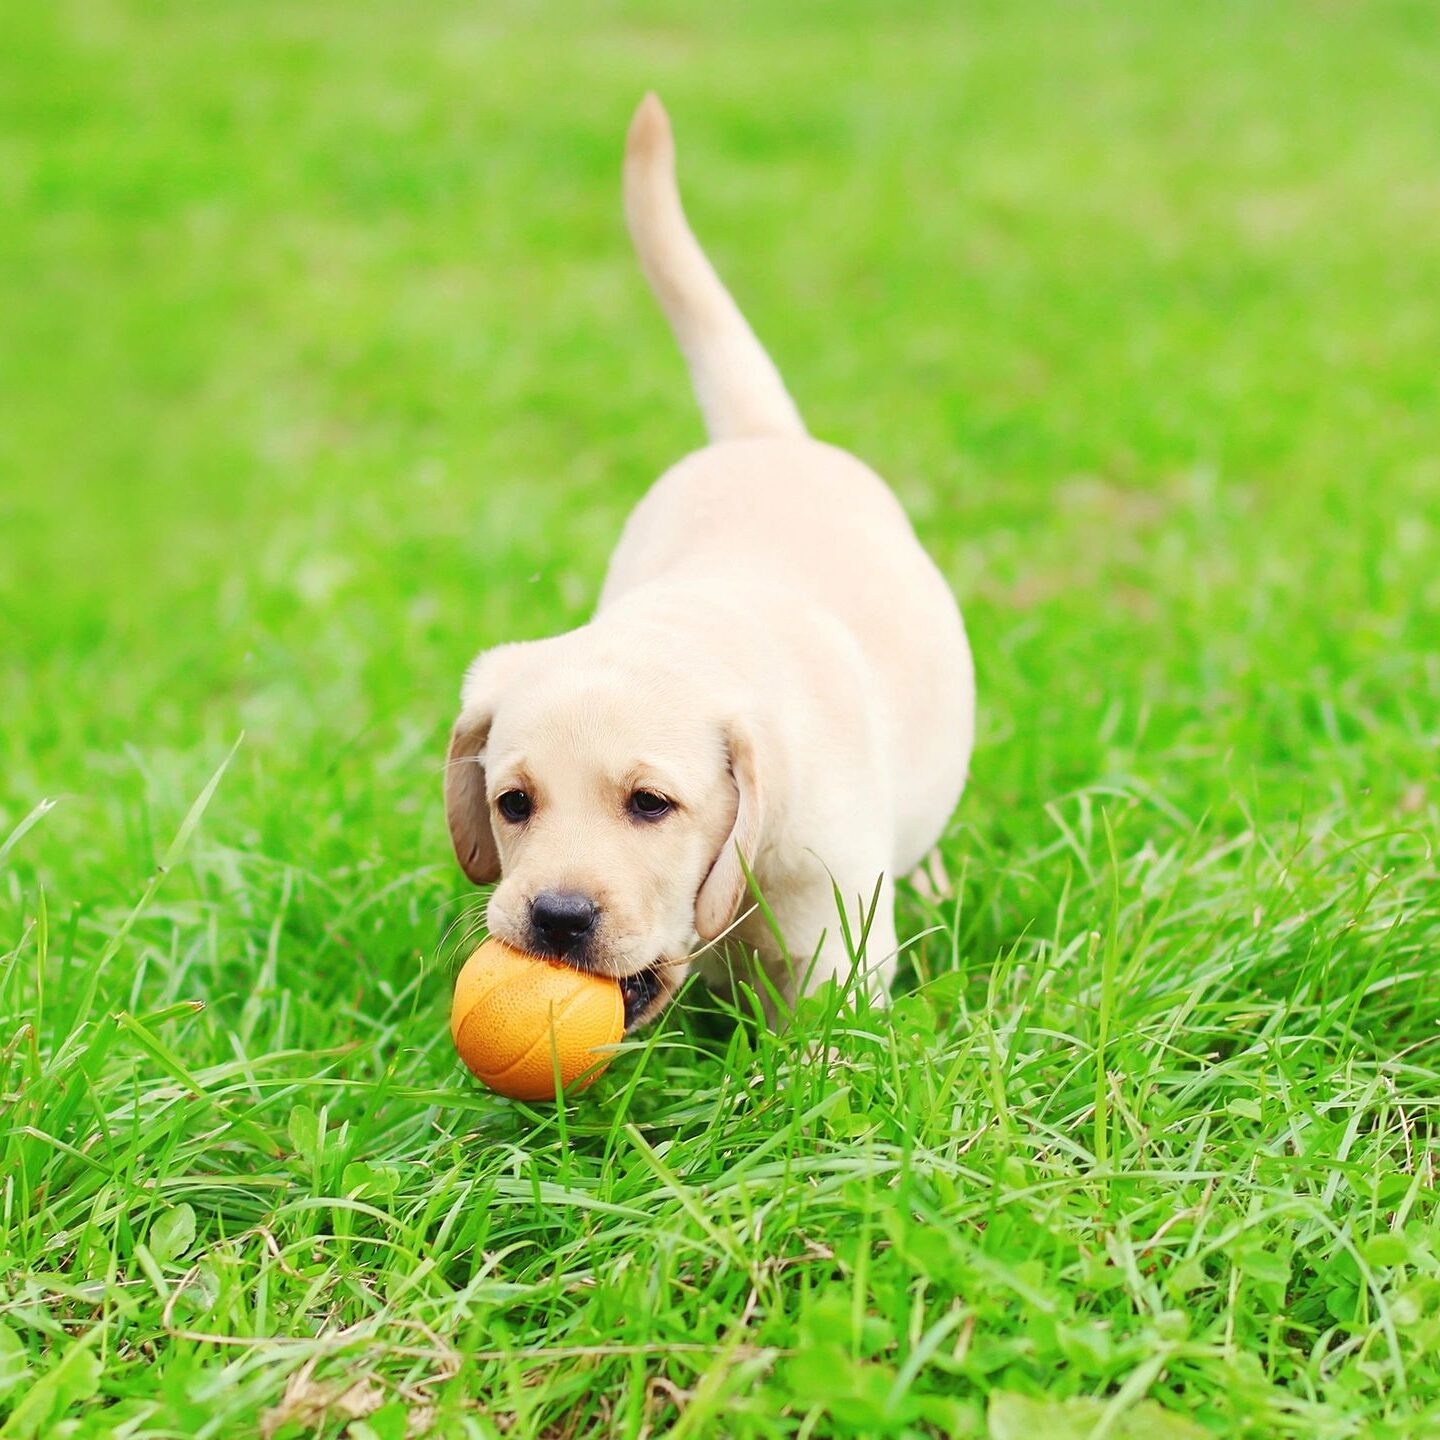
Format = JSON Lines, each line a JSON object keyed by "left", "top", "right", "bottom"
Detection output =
{"left": 624, "top": 94, "right": 805, "bottom": 442}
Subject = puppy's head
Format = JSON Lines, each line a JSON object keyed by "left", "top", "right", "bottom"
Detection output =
{"left": 444, "top": 637, "right": 762, "bottom": 1029}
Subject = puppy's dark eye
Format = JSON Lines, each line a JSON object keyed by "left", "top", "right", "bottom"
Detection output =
{"left": 497, "top": 790, "right": 532, "bottom": 823}
{"left": 628, "top": 790, "right": 672, "bottom": 821}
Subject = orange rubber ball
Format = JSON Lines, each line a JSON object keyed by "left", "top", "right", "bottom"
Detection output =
{"left": 450, "top": 937, "right": 623, "bottom": 1101}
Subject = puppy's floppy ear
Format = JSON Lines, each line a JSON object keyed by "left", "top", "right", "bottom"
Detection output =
{"left": 695, "top": 717, "right": 765, "bottom": 942}
{"left": 443, "top": 645, "right": 522, "bottom": 886}
{"left": 445, "top": 711, "right": 499, "bottom": 884}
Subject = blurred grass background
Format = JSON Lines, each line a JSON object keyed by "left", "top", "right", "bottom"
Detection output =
{"left": 2, "top": 1, "right": 1438, "bottom": 1436}
{"left": 6, "top": 0, "right": 1437, "bottom": 836}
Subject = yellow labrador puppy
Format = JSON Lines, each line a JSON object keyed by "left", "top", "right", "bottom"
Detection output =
{"left": 446, "top": 96, "right": 974, "bottom": 1030}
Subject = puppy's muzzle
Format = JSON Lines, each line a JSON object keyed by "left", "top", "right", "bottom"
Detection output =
{"left": 528, "top": 889, "right": 599, "bottom": 960}
{"left": 522, "top": 891, "right": 678, "bottom": 1031}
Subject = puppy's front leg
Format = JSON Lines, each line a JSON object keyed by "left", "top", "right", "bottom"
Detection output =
{"left": 731, "top": 859, "right": 899, "bottom": 1020}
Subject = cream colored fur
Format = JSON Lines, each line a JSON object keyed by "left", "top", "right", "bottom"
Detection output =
{"left": 445, "top": 95, "right": 974, "bottom": 1029}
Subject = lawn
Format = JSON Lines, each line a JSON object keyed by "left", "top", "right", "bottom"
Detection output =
{"left": 3, "top": 0, "right": 1439, "bottom": 1435}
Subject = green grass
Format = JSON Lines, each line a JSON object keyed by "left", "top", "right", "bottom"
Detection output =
{"left": 3, "top": 0, "right": 1439, "bottom": 1435}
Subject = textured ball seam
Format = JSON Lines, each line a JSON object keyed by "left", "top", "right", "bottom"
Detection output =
{"left": 480, "top": 987, "right": 599, "bottom": 1089}
{"left": 448, "top": 958, "right": 518, "bottom": 1046}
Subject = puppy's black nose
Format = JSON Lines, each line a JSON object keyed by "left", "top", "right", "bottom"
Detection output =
{"left": 529, "top": 890, "right": 599, "bottom": 957}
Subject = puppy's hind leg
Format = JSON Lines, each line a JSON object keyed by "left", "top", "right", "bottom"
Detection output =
{"left": 907, "top": 847, "right": 953, "bottom": 904}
